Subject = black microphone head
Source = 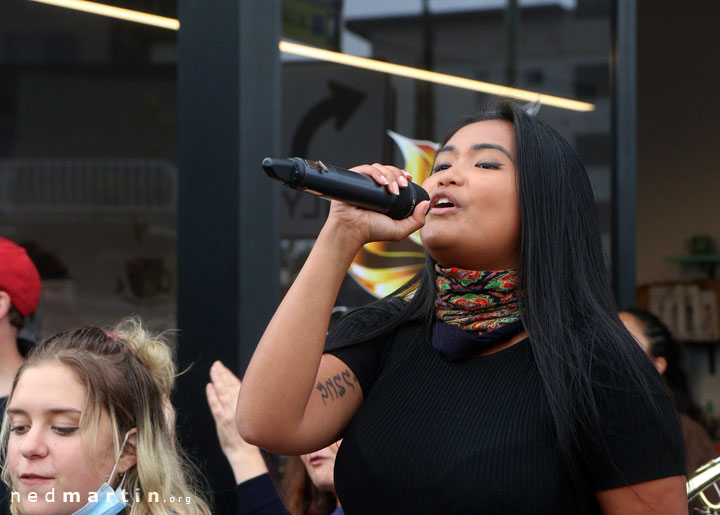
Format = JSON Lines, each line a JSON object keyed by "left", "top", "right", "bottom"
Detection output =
{"left": 386, "top": 182, "right": 429, "bottom": 220}
{"left": 262, "top": 157, "right": 298, "bottom": 183}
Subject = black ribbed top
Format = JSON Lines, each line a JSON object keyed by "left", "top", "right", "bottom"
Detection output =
{"left": 326, "top": 309, "right": 684, "bottom": 514}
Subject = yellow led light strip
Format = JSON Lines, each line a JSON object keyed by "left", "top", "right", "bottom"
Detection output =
{"left": 280, "top": 41, "right": 594, "bottom": 112}
{"left": 28, "top": 0, "right": 594, "bottom": 112}
{"left": 28, "top": 0, "right": 180, "bottom": 30}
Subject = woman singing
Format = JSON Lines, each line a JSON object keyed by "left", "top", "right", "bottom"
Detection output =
{"left": 237, "top": 100, "right": 686, "bottom": 513}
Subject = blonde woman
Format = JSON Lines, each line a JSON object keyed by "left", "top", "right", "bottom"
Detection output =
{"left": 1, "top": 318, "right": 211, "bottom": 514}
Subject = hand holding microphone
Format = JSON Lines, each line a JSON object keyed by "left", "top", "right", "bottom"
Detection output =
{"left": 262, "top": 157, "right": 429, "bottom": 220}
{"left": 263, "top": 157, "right": 430, "bottom": 246}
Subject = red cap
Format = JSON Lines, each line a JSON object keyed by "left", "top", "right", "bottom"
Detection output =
{"left": 0, "top": 238, "right": 42, "bottom": 317}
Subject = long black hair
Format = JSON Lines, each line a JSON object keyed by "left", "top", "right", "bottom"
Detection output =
{"left": 620, "top": 307, "right": 705, "bottom": 423}
{"left": 335, "top": 100, "right": 673, "bottom": 497}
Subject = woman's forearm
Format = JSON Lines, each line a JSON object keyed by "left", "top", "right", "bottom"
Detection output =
{"left": 236, "top": 219, "right": 362, "bottom": 447}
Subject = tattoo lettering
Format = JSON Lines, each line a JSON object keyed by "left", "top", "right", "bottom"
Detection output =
{"left": 316, "top": 368, "right": 358, "bottom": 405}
{"left": 333, "top": 375, "right": 347, "bottom": 398}
{"left": 316, "top": 382, "right": 330, "bottom": 405}
{"left": 341, "top": 370, "right": 355, "bottom": 390}
{"left": 326, "top": 378, "right": 338, "bottom": 399}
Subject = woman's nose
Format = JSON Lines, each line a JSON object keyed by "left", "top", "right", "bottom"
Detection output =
{"left": 435, "top": 167, "right": 460, "bottom": 186}
{"left": 20, "top": 427, "right": 49, "bottom": 459}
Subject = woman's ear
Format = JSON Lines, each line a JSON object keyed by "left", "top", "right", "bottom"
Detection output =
{"left": 654, "top": 356, "right": 668, "bottom": 375}
{"left": 0, "top": 291, "right": 11, "bottom": 319}
{"left": 118, "top": 428, "right": 138, "bottom": 474}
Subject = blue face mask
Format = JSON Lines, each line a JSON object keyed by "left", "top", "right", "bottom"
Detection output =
{"left": 71, "top": 483, "right": 126, "bottom": 515}
{"left": 72, "top": 431, "right": 131, "bottom": 515}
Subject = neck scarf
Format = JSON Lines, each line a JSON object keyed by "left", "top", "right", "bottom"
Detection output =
{"left": 433, "top": 265, "right": 523, "bottom": 360}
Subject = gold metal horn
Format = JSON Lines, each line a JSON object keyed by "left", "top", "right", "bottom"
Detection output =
{"left": 687, "top": 457, "right": 720, "bottom": 513}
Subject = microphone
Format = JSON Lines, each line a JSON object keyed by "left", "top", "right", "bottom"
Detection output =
{"left": 262, "top": 157, "right": 429, "bottom": 220}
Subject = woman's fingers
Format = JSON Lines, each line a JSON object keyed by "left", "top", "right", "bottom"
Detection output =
{"left": 209, "top": 361, "right": 241, "bottom": 411}
{"left": 208, "top": 380, "right": 251, "bottom": 459}
{"left": 372, "top": 164, "right": 410, "bottom": 193}
{"left": 206, "top": 382, "right": 232, "bottom": 424}
{"left": 206, "top": 383, "right": 223, "bottom": 421}
{"left": 211, "top": 360, "right": 235, "bottom": 383}
{"left": 326, "top": 164, "right": 425, "bottom": 246}
{"left": 413, "top": 200, "right": 430, "bottom": 222}
{"left": 350, "top": 164, "right": 391, "bottom": 192}
{"left": 351, "top": 163, "right": 412, "bottom": 196}
{"left": 391, "top": 200, "right": 429, "bottom": 240}
{"left": 364, "top": 199, "right": 429, "bottom": 243}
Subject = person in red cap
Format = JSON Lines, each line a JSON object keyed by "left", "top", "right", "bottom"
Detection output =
{"left": 0, "top": 237, "right": 41, "bottom": 400}
{"left": 0, "top": 238, "right": 41, "bottom": 515}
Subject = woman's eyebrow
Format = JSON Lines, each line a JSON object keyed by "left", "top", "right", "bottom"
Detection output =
{"left": 6, "top": 407, "right": 81, "bottom": 415}
{"left": 470, "top": 143, "right": 512, "bottom": 160}
{"left": 435, "top": 143, "right": 512, "bottom": 160}
{"left": 436, "top": 144, "right": 456, "bottom": 155}
{"left": 47, "top": 408, "right": 82, "bottom": 415}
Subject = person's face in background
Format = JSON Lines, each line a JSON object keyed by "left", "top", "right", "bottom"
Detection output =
{"left": 619, "top": 312, "right": 668, "bottom": 375}
{"left": 300, "top": 441, "right": 341, "bottom": 494}
{"left": 420, "top": 119, "right": 520, "bottom": 270}
{"left": 6, "top": 363, "right": 118, "bottom": 514}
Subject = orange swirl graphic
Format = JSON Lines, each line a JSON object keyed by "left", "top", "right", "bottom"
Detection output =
{"left": 348, "top": 131, "right": 439, "bottom": 298}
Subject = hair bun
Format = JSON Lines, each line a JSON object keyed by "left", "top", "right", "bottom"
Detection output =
{"left": 108, "top": 317, "right": 177, "bottom": 397}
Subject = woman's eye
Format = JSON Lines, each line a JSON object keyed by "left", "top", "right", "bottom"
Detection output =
{"left": 53, "top": 427, "right": 78, "bottom": 436}
{"left": 432, "top": 163, "right": 450, "bottom": 174}
{"left": 476, "top": 161, "right": 501, "bottom": 170}
{"left": 9, "top": 425, "right": 29, "bottom": 435}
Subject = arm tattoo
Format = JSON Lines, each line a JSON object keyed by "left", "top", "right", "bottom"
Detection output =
{"left": 316, "top": 368, "right": 359, "bottom": 405}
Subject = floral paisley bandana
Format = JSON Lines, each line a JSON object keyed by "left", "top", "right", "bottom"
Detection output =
{"left": 433, "top": 264, "right": 524, "bottom": 360}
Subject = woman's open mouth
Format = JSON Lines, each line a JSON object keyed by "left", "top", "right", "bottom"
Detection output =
{"left": 429, "top": 191, "right": 458, "bottom": 214}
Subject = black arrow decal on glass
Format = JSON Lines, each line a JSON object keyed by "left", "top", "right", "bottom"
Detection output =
{"left": 291, "top": 80, "right": 366, "bottom": 158}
